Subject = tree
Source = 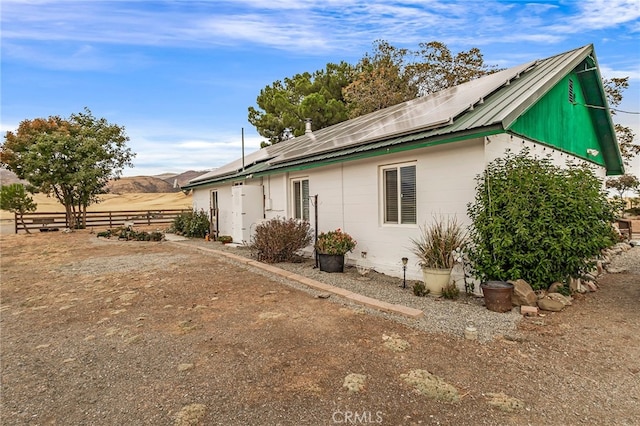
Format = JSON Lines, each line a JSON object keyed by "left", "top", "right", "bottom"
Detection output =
{"left": 1, "top": 108, "right": 135, "bottom": 229}
{"left": 0, "top": 183, "right": 37, "bottom": 233}
{"left": 410, "top": 41, "right": 498, "bottom": 96}
{"left": 343, "top": 40, "right": 497, "bottom": 118}
{"left": 343, "top": 40, "right": 418, "bottom": 118}
{"left": 603, "top": 77, "right": 639, "bottom": 165}
{"left": 248, "top": 62, "right": 353, "bottom": 146}
{"left": 606, "top": 174, "right": 640, "bottom": 217}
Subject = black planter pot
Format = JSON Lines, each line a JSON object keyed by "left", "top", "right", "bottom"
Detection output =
{"left": 480, "top": 281, "right": 514, "bottom": 313}
{"left": 318, "top": 254, "right": 345, "bottom": 273}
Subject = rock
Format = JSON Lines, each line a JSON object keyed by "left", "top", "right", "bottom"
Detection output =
{"left": 508, "top": 279, "right": 537, "bottom": 307}
{"left": 584, "top": 281, "right": 598, "bottom": 292}
{"left": 596, "top": 260, "right": 604, "bottom": 276}
{"left": 547, "top": 282, "right": 565, "bottom": 294}
{"left": 546, "top": 292, "right": 572, "bottom": 306}
{"left": 569, "top": 277, "right": 585, "bottom": 293}
{"left": 606, "top": 266, "right": 627, "bottom": 274}
{"left": 537, "top": 297, "right": 565, "bottom": 312}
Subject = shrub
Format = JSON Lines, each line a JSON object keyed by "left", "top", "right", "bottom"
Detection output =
{"left": 217, "top": 235, "right": 233, "bottom": 243}
{"left": 315, "top": 229, "right": 357, "bottom": 255}
{"left": 250, "top": 217, "right": 313, "bottom": 263}
{"left": 96, "top": 227, "right": 164, "bottom": 241}
{"left": 413, "top": 281, "right": 429, "bottom": 297}
{"left": 172, "top": 209, "right": 210, "bottom": 238}
{"left": 467, "top": 149, "right": 617, "bottom": 290}
{"left": 441, "top": 283, "right": 460, "bottom": 300}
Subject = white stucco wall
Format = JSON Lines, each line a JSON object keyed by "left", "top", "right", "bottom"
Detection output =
{"left": 190, "top": 133, "right": 606, "bottom": 287}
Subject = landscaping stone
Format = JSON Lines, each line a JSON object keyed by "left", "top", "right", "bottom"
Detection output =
{"left": 537, "top": 297, "right": 565, "bottom": 312}
{"left": 546, "top": 293, "right": 572, "bottom": 306}
{"left": 509, "top": 279, "right": 537, "bottom": 307}
{"left": 547, "top": 282, "right": 565, "bottom": 294}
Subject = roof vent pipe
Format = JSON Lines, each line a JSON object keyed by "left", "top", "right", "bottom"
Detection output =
{"left": 305, "top": 118, "right": 312, "bottom": 134}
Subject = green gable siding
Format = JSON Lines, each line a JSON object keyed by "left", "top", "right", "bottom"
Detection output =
{"left": 508, "top": 73, "right": 605, "bottom": 167}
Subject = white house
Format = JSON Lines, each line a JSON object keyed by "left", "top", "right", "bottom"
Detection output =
{"left": 182, "top": 44, "right": 623, "bottom": 283}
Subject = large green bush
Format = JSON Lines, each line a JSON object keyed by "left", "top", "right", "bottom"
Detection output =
{"left": 467, "top": 149, "right": 617, "bottom": 290}
{"left": 250, "top": 217, "right": 313, "bottom": 263}
{"left": 171, "top": 209, "right": 210, "bottom": 238}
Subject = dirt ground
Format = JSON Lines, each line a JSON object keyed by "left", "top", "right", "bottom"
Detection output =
{"left": 1, "top": 231, "right": 639, "bottom": 425}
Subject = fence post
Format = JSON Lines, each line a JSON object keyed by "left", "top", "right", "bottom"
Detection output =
{"left": 14, "top": 212, "right": 18, "bottom": 234}
{"left": 147, "top": 211, "right": 151, "bottom": 226}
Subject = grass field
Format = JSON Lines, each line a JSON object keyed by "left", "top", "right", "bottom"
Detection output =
{"left": 0, "top": 192, "right": 193, "bottom": 221}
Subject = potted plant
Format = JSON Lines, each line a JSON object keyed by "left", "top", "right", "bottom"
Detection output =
{"left": 315, "top": 228, "right": 357, "bottom": 273}
{"left": 410, "top": 216, "right": 467, "bottom": 296}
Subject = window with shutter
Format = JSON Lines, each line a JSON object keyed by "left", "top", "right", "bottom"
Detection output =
{"left": 292, "top": 178, "right": 310, "bottom": 221}
{"left": 382, "top": 163, "right": 416, "bottom": 225}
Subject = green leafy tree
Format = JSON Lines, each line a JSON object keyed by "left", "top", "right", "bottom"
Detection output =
{"left": 467, "top": 149, "right": 617, "bottom": 290}
{"left": 606, "top": 174, "right": 640, "bottom": 217}
{"left": 248, "top": 62, "right": 353, "bottom": 146}
{"left": 0, "top": 183, "right": 37, "bottom": 233}
{"left": 1, "top": 108, "right": 135, "bottom": 229}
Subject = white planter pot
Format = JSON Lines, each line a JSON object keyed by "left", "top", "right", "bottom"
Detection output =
{"left": 421, "top": 268, "right": 452, "bottom": 297}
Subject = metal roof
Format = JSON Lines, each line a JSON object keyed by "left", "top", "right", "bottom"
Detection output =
{"left": 185, "top": 44, "right": 622, "bottom": 189}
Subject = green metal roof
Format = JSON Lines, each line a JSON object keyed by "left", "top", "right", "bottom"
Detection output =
{"left": 183, "top": 44, "right": 623, "bottom": 189}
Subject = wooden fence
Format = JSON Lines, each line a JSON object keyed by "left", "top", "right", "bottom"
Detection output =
{"left": 14, "top": 209, "right": 190, "bottom": 234}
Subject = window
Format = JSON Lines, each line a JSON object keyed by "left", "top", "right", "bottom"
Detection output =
{"left": 292, "top": 178, "right": 309, "bottom": 221}
{"left": 382, "top": 163, "right": 416, "bottom": 225}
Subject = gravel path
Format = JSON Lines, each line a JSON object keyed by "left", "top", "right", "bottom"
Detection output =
{"left": 178, "top": 239, "right": 640, "bottom": 343}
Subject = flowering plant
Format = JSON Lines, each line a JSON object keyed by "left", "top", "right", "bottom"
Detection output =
{"left": 315, "top": 228, "right": 357, "bottom": 256}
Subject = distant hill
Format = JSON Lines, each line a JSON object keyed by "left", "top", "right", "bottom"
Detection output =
{"left": 106, "top": 176, "right": 178, "bottom": 193}
{"left": 0, "top": 167, "right": 27, "bottom": 186}
{"left": 158, "top": 170, "right": 208, "bottom": 189}
{"left": 1, "top": 168, "right": 208, "bottom": 194}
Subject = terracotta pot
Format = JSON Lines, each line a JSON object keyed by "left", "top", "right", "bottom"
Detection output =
{"left": 420, "top": 268, "right": 452, "bottom": 297}
{"left": 318, "top": 254, "right": 345, "bottom": 273}
{"left": 481, "top": 281, "right": 514, "bottom": 313}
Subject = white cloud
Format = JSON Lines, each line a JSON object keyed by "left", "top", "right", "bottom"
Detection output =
{"left": 599, "top": 65, "right": 640, "bottom": 81}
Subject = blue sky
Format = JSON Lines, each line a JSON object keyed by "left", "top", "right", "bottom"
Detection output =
{"left": 2, "top": 0, "right": 639, "bottom": 177}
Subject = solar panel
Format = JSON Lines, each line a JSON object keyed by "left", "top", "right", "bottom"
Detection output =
{"left": 269, "top": 61, "right": 534, "bottom": 165}
{"left": 193, "top": 58, "right": 537, "bottom": 184}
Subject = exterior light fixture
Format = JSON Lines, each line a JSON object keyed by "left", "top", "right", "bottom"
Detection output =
{"left": 401, "top": 257, "right": 409, "bottom": 289}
